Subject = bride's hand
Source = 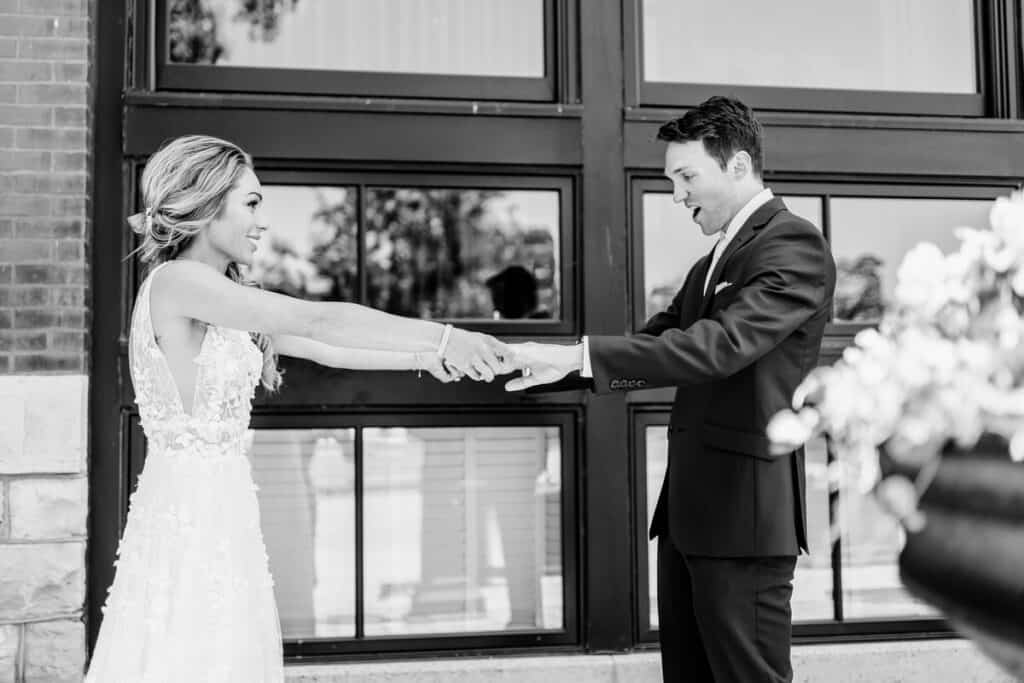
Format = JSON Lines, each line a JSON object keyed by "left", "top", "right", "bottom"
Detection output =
{"left": 442, "top": 328, "right": 515, "bottom": 382}
{"left": 418, "top": 352, "right": 459, "bottom": 383}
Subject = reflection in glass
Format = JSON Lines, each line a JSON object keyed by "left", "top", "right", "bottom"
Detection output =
{"left": 246, "top": 428, "right": 356, "bottom": 639}
{"left": 791, "top": 437, "right": 833, "bottom": 621}
{"left": 829, "top": 198, "right": 992, "bottom": 323}
{"left": 642, "top": 0, "right": 975, "bottom": 94}
{"left": 645, "top": 425, "right": 668, "bottom": 629}
{"left": 169, "top": 0, "right": 544, "bottom": 78}
{"left": 838, "top": 487, "right": 937, "bottom": 620}
{"left": 247, "top": 185, "right": 358, "bottom": 302}
{"left": 365, "top": 189, "right": 560, "bottom": 320}
{"left": 642, "top": 193, "right": 821, "bottom": 320}
{"left": 362, "top": 426, "right": 562, "bottom": 635}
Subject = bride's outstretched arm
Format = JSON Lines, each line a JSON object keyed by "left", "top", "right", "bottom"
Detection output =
{"left": 154, "top": 259, "right": 516, "bottom": 381}
{"left": 272, "top": 334, "right": 457, "bottom": 382}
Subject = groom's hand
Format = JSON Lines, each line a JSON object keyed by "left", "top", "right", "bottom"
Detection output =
{"left": 504, "top": 342, "right": 583, "bottom": 391}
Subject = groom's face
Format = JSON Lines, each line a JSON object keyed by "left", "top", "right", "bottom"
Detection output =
{"left": 664, "top": 140, "right": 742, "bottom": 237}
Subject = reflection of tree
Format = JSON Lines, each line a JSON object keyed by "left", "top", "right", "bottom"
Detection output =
{"left": 168, "top": 0, "right": 300, "bottom": 64}
{"left": 233, "top": 0, "right": 300, "bottom": 42}
{"left": 365, "top": 189, "right": 558, "bottom": 319}
{"left": 250, "top": 190, "right": 358, "bottom": 302}
{"left": 169, "top": 0, "right": 223, "bottom": 63}
{"left": 834, "top": 254, "right": 884, "bottom": 321}
{"left": 249, "top": 188, "right": 558, "bottom": 319}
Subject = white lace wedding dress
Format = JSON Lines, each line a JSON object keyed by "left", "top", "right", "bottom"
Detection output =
{"left": 86, "top": 262, "right": 283, "bottom": 682}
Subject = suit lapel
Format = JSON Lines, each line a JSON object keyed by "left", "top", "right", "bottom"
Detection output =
{"left": 699, "top": 197, "right": 787, "bottom": 317}
{"left": 681, "top": 251, "right": 714, "bottom": 326}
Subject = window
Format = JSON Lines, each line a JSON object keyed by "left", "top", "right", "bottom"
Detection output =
{"left": 158, "top": 0, "right": 557, "bottom": 100}
{"left": 126, "top": 412, "right": 578, "bottom": 655}
{"left": 630, "top": 0, "right": 984, "bottom": 115}
{"left": 633, "top": 182, "right": 821, "bottom": 328}
{"left": 361, "top": 425, "right": 563, "bottom": 635}
{"left": 249, "top": 428, "right": 357, "bottom": 638}
{"left": 829, "top": 197, "right": 992, "bottom": 324}
{"left": 637, "top": 416, "right": 834, "bottom": 630}
{"left": 246, "top": 174, "right": 574, "bottom": 333}
{"left": 634, "top": 412, "right": 934, "bottom": 640}
{"left": 633, "top": 180, "right": 1011, "bottom": 329}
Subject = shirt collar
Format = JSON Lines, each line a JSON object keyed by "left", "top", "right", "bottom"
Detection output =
{"left": 717, "top": 187, "right": 774, "bottom": 250}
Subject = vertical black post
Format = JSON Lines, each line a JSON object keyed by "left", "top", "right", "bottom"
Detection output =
{"left": 87, "top": 0, "right": 128, "bottom": 654}
{"left": 354, "top": 428, "right": 365, "bottom": 639}
{"left": 579, "top": 0, "right": 632, "bottom": 652}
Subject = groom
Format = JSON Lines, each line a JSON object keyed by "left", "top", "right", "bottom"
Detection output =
{"left": 509, "top": 96, "right": 836, "bottom": 682}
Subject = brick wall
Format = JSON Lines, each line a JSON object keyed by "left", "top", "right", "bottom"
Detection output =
{"left": 0, "top": 0, "right": 92, "bottom": 681}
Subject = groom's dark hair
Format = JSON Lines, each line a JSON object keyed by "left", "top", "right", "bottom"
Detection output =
{"left": 657, "top": 96, "right": 765, "bottom": 177}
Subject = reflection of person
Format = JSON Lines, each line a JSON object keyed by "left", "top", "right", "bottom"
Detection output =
{"left": 485, "top": 265, "right": 549, "bottom": 319}
{"left": 86, "top": 135, "right": 517, "bottom": 682}
{"left": 507, "top": 97, "right": 836, "bottom": 682}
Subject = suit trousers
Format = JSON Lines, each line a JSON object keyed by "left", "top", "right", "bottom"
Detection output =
{"left": 657, "top": 535, "right": 797, "bottom": 682}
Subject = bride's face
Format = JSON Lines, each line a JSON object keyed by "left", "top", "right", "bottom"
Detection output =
{"left": 205, "top": 167, "right": 268, "bottom": 267}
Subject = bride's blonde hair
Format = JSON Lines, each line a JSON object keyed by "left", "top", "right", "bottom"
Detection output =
{"left": 128, "top": 134, "right": 282, "bottom": 391}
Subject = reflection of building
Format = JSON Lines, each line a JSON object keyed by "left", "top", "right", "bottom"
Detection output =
{"left": 4, "top": 0, "right": 1015, "bottom": 679}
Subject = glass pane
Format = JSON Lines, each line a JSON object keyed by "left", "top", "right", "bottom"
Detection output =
{"left": 642, "top": 0, "right": 975, "bottom": 94}
{"left": 366, "top": 188, "right": 560, "bottom": 321}
{"left": 838, "top": 487, "right": 937, "bottom": 619}
{"left": 642, "top": 193, "right": 821, "bottom": 320}
{"left": 829, "top": 197, "right": 992, "bottom": 323}
{"left": 792, "top": 437, "right": 834, "bottom": 621}
{"left": 645, "top": 425, "right": 668, "bottom": 630}
{"left": 247, "top": 185, "right": 359, "bottom": 302}
{"left": 169, "top": 0, "right": 545, "bottom": 77}
{"left": 363, "top": 426, "right": 563, "bottom": 635}
{"left": 246, "top": 428, "right": 357, "bottom": 639}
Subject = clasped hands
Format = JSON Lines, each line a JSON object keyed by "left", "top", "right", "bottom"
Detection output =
{"left": 421, "top": 331, "right": 583, "bottom": 392}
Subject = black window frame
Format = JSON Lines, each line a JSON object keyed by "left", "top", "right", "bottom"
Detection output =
{"left": 623, "top": 0, "right": 994, "bottom": 117}
{"left": 124, "top": 408, "right": 582, "bottom": 657}
{"left": 91, "top": 0, "right": 1024, "bottom": 664}
{"left": 151, "top": 0, "right": 562, "bottom": 102}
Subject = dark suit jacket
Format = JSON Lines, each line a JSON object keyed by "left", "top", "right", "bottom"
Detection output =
{"left": 590, "top": 197, "right": 836, "bottom": 557}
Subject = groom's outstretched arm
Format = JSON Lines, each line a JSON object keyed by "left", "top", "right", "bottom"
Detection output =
{"left": 506, "top": 258, "right": 703, "bottom": 392}
{"left": 589, "top": 222, "right": 831, "bottom": 392}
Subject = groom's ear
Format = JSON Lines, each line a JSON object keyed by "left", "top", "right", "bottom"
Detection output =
{"left": 730, "top": 150, "right": 753, "bottom": 179}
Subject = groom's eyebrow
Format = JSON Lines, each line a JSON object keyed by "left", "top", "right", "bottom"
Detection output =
{"left": 664, "top": 164, "right": 690, "bottom": 177}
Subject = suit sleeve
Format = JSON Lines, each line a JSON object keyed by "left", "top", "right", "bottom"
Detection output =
{"left": 588, "top": 222, "right": 829, "bottom": 393}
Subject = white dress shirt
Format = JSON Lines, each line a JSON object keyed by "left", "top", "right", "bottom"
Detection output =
{"left": 580, "top": 188, "right": 774, "bottom": 378}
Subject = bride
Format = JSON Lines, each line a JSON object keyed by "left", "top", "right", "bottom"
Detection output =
{"left": 85, "top": 134, "right": 517, "bottom": 682}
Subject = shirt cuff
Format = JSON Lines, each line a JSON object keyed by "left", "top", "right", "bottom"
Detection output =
{"left": 580, "top": 336, "right": 593, "bottom": 378}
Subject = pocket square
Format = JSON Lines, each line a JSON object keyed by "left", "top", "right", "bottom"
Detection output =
{"left": 713, "top": 281, "right": 732, "bottom": 295}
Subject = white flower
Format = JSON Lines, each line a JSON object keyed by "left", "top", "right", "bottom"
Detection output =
{"left": 893, "top": 243, "right": 949, "bottom": 316}
{"left": 767, "top": 408, "right": 818, "bottom": 454}
{"left": 1010, "top": 429, "right": 1024, "bottom": 462}
{"left": 769, "top": 192, "right": 1024, "bottom": 533}
{"left": 989, "top": 192, "right": 1024, "bottom": 258}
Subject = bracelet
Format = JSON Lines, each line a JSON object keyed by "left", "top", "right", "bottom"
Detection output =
{"left": 436, "top": 323, "right": 454, "bottom": 358}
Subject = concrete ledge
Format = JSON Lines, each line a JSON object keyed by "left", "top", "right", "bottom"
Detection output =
{"left": 285, "top": 639, "right": 1016, "bottom": 682}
